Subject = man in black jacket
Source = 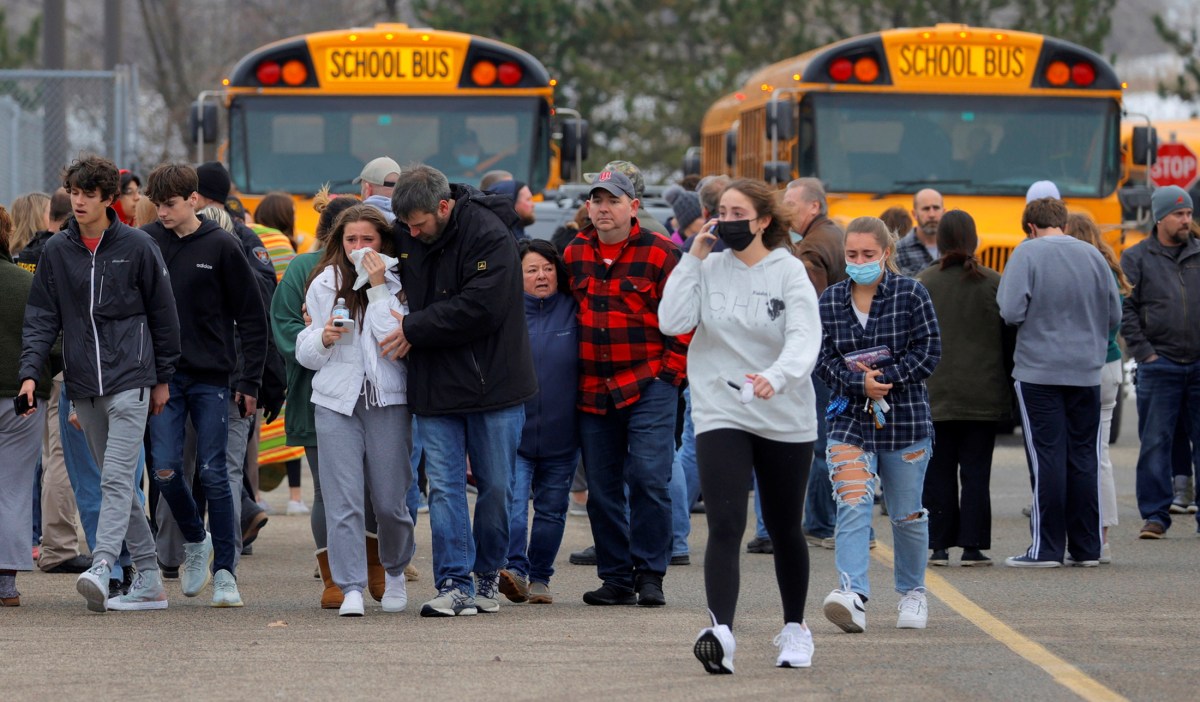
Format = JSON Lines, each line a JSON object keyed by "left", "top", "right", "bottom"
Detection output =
{"left": 19, "top": 155, "right": 181, "bottom": 613}
{"left": 142, "top": 163, "right": 268, "bottom": 608}
{"left": 382, "top": 165, "right": 536, "bottom": 617}
{"left": 1121, "top": 185, "right": 1200, "bottom": 539}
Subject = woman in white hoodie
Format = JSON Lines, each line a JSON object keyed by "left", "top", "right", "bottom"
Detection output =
{"left": 660, "top": 178, "right": 822, "bottom": 674}
{"left": 296, "top": 205, "right": 414, "bottom": 617}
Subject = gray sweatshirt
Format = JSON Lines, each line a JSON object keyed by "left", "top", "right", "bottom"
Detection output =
{"left": 659, "top": 248, "right": 821, "bottom": 442}
{"left": 997, "top": 235, "right": 1120, "bottom": 387}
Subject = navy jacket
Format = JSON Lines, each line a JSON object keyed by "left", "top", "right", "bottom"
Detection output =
{"left": 519, "top": 291, "right": 579, "bottom": 460}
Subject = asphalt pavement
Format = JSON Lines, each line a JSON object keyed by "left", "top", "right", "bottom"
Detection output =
{"left": 2, "top": 394, "right": 1197, "bottom": 701}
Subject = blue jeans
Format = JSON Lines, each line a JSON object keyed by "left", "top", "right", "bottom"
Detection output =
{"left": 753, "top": 479, "right": 769, "bottom": 540}
{"left": 803, "top": 374, "right": 836, "bottom": 538}
{"left": 829, "top": 437, "right": 931, "bottom": 599}
{"left": 420, "top": 404, "right": 524, "bottom": 594}
{"left": 670, "top": 388, "right": 699, "bottom": 556}
{"left": 32, "top": 459, "right": 42, "bottom": 546}
{"left": 506, "top": 451, "right": 578, "bottom": 584}
{"left": 406, "top": 415, "right": 423, "bottom": 523}
{"left": 148, "top": 373, "right": 237, "bottom": 574}
{"left": 579, "top": 379, "right": 677, "bottom": 589}
{"left": 60, "top": 382, "right": 140, "bottom": 579}
{"left": 1134, "top": 357, "right": 1200, "bottom": 529}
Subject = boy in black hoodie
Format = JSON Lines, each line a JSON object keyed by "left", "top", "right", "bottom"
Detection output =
{"left": 142, "top": 163, "right": 267, "bottom": 608}
{"left": 19, "top": 155, "right": 181, "bottom": 613}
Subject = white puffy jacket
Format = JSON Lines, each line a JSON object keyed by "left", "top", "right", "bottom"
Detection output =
{"left": 296, "top": 265, "right": 408, "bottom": 416}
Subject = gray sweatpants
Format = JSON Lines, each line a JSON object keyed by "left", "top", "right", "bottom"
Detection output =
{"left": 157, "top": 397, "right": 252, "bottom": 569}
{"left": 73, "top": 388, "right": 157, "bottom": 573}
{"left": 316, "top": 398, "right": 415, "bottom": 594}
{"left": 0, "top": 410, "right": 43, "bottom": 570}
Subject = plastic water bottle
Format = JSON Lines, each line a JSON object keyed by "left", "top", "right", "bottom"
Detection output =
{"left": 332, "top": 297, "right": 349, "bottom": 321}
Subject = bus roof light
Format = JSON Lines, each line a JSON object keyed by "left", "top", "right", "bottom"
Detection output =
{"left": 471, "top": 60, "right": 497, "bottom": 86}
{"left": 854, "top": 57, "right": 879, "bottom": 83}
{"left": 498, "top": 61, "right": 522, "bottom": 86}
{"left": 256, "top": 60, "right": 281, "bottom": 86}
{"left": 829, "top": 57, "right": 853, "bottom": 82}
{"left": 282, "top": 60, "right": 308, "bottom": 86}
{"left": 1045, "top": 60, "right": 1070, "bottom": 86}
{"left": 1071, "top": 61, "right": 1096, "bottom": 87}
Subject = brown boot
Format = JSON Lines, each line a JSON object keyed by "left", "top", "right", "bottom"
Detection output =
{"left": 365, "top": 533, "right": 385, "bottom": 602}
{"left": 315, "top": 549, "right": 343, "bottom": 609}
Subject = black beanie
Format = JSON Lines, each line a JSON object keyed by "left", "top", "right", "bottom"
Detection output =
{"left": 196, "top": 161, "right": 231, "bottom": 204}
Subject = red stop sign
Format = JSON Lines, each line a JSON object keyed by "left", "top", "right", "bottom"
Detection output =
{"left": 1150, "top": 142, "right": 1199, "bottom": 189}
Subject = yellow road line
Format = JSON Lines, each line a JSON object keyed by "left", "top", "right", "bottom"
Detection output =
{"left": 872, "top": 542, "right": 1127, "bottom": 702}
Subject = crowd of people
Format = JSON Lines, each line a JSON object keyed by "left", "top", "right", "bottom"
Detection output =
{"left": 0, "top": 150, "right": 1196, "bottom": 677}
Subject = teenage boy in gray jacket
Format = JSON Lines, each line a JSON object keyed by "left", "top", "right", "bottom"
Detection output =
{"left": 19, "top": 155, "right": 181, "bottom": 612}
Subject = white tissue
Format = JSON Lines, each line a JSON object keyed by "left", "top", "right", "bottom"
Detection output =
{"left": 348, "top": 247, "right": 400, "bottom": 290}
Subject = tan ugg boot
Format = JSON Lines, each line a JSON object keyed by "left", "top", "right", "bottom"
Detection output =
{"left": 315, "top": 549, "right": 343, "bottom": 609}
{"left": 365, "top": 533, "right": 385, "bottom": 602}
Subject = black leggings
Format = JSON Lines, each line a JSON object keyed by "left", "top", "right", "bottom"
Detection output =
{"left": 696, "top": 429, "right": 812, "bottom": 628}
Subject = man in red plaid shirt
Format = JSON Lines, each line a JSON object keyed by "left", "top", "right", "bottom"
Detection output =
{"left": 564, "top": 168, "right": 689, "bottom": 607}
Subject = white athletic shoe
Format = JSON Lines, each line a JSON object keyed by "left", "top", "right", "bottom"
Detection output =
{"left": 694, "top": 612, "right": 736, "bottom": 675}
{"left": 823, "top": 575, "right": 867, "bottom": 634}
{"left": 896, "top": 588, "right": 928, "bottom": 629}
{"left": 774, "top": 622, "right": 813, "bottom": 668}
{"left": 340, "top": 589, "right": 364, "bottom": 617}
{"left": 382, "top": 572, "right": 407, "bottom": 613}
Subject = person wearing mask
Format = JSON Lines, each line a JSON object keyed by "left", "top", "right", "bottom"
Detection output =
{"left": 1064, "top": 212, "right": 1129, "bottom": 562}
{"left": 660, "top": 178, "right": 821, "bottom": 673}
{"left": 0, "top": 204, "right": 59, "bottom": 605}
{"left": 917, "top": 210, "right": 1010, "bottom": 567}
{"left": 296, "top": 204, "right": 415, "bottom": 617}
{"left": 497, "top": 239, "right": 579, "bottom": 605}
{"left": 818, "top": 217, "right": 941, "bottom": 632}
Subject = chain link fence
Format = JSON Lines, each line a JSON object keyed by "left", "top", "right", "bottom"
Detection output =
{"left": 0, "top": 66, "right": 139, "bottom": 206}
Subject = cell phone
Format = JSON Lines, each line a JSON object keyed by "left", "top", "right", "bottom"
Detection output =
{"left": 332, "top": 317, "right": 355, "bottom": 345}
{"left": 13, "top": 393, "right": 35, "bottom": 416}
{"left": 237, "top": 395, "right": 248, "bottom": 418}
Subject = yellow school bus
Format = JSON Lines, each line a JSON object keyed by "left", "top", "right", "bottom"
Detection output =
{"left": 697, "top": 24, "right": 1133, "bottom": 269}
{"left": 195, "top": 23, "right": 572, "bottom": 250}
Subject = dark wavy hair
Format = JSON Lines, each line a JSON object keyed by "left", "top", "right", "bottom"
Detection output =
{"left": 307, "top": 204, "right": 396, "bottom": 323}
{"left": 721, "top": 178, "right": 792, "bottom": 249}
{"left": 62, "top": 155, "right": 120, "bottom": 202}
{"left": 936, "top": 210, "right": 985, "bottom": 280}
{"left": 518, "top": 238, "right": 570, "bottom": 294}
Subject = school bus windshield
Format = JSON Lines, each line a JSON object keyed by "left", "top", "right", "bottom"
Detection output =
{"left": 805, "top": 93, "right": 1121, "bottom": 198}
{"left": 228, "top": 95, "right": 550, "bottom": 195}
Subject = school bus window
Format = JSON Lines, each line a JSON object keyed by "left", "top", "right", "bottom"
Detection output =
{"left": 271, "top": 115, "right": 325, "bottom": 154}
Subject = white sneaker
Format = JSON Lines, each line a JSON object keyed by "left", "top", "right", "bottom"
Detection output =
{"left": 693, "top": 612, "right": 735, "bottom": 674}
{"left": 896, "top": 588, "right": 928, "bottom": 629}
{"left": 286, "top": 500, "right": 310, "bottom": 516}
{"left": 1099, "top": 542, "right": 1112, "bottom": 564}
{"left": 382, "top": 572, "right": 407, "bottom": 612}
{"left": 340, "top": 589, "right": 365, "bottom": 617}
{"left": 773, "top": 622, "right": 813, "bottom": 668}
{"left": 823, "top": 577, "right": 866, "bottom": 634}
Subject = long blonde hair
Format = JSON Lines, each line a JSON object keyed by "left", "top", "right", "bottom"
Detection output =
{"left": 1064, "top": 213, "right": 1131, "bottom": 296}
{"left": 9, "top": 192, "right": 51, "bottom": 255}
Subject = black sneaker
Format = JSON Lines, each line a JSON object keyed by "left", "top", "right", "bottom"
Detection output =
{"left": 108, "top": 567, "right": 136, "bottom": 598}
{"left": 929, "top": 549, "right": 949, "bottom": 566}
{"left": 569, "top": 545, "right": 597, "bottom": 565}
{"left": 582, "top": 582, "right": 636, "bottom": 606}
{"left": 746, "top": 536, "right": 774, "bottom": 554}
{"left": 44, "top": 554, "right": 93, "bottom": 574}
{"left": 158, "top": 561, "right": 179, "bottom": 580}
{"left": 635, "top": 574, "right": 666, "bottom": 607}
{"left": 669, "top": 554, "right": 690, "bottom": 566}
{"left": 960, "top": 548, "right": 993, "bottom": 567}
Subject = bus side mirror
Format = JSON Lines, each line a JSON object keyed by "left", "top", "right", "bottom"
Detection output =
{"left": 764, "top": 161, "right": 791, "bottom": 184}
{"left": 189, "top": 101, "right": 218, "bottom": 144}
{"left": 682, "top": 147, "right": 701, "bottom": 176}
{"left": 766, "top": 99, "right": 794, "bottom": 141}
{"left": 1132, "top": 126, "right": 1157, "bottom": 166}
{"left": 560, "top": 118, "right": 590, "bottom": 181}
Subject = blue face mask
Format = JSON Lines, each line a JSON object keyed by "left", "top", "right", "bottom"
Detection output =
{"left": 845, "top": 258, "right": 884, "bottom": 285}
{"left": 457, "top": 154, "right": 480, "bottom": 168}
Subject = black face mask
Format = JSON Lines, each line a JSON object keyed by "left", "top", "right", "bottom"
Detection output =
{"left": 716, "top": 219, "right": 756, "bottom": 251}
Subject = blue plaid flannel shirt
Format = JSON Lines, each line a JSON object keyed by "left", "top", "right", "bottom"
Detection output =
{"left": 817, "top": 272, "right": 942, "bottom": 453}
{"left": 894, "top": 230, "right": 936, "bottom": 277}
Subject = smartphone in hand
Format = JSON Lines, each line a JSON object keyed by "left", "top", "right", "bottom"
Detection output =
{"left": 13, "top": 393, "right": 36, "bottom": 416}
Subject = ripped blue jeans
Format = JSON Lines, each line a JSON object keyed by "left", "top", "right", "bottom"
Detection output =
{"left": 828, "top": 437, "right": 931, "bottom": 599}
